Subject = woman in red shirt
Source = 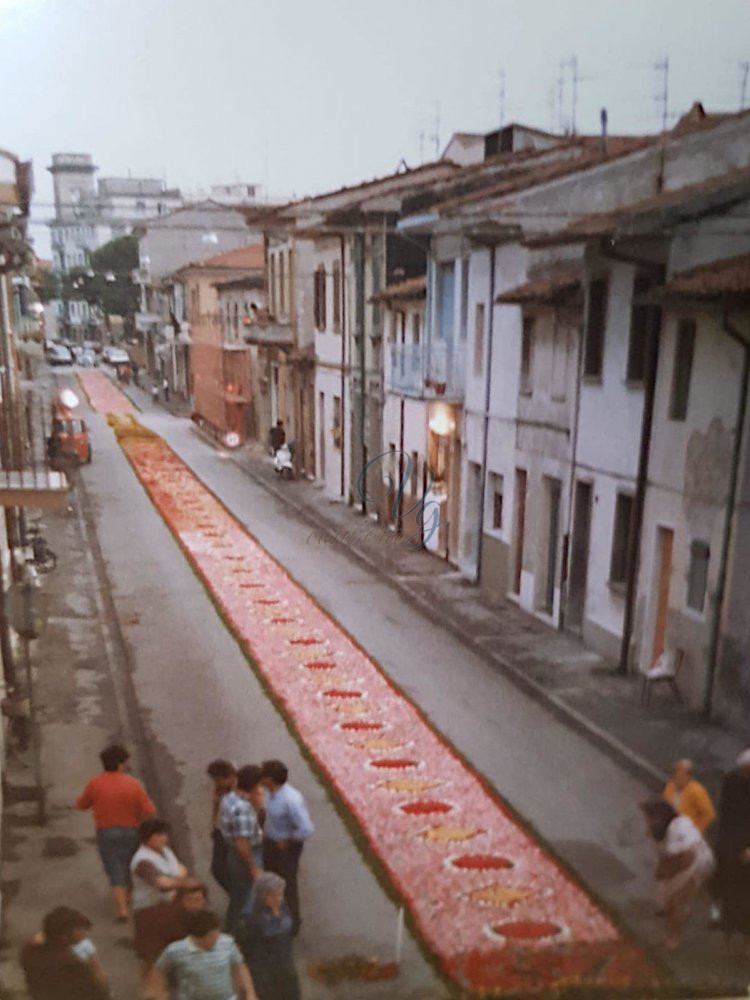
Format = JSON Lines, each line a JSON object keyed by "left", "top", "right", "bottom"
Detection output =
{"left": 76, "top": 744, "right": 156, "bottom": 920}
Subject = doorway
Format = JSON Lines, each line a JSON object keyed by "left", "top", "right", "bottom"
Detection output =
{"left": 544, "top": 477, "right": 562, "bottom": 614}
{"left": 513, "top": 469, "right": 527, "bottom": 595}
{"left": 652, "top": 527, "right": 674, "bottom": 664}
{"left": 318, "top": 391, "right": 325, "bottom": 481}
{"left": 566, "top": 480, "right": 592, "bottom": 631}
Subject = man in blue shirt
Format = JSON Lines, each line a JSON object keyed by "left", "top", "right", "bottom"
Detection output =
{"left": 260, "top": 760, "right": 314, "bottom": 936}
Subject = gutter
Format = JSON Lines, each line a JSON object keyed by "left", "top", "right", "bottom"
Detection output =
{"left": 703, "top": 310, "right": 750, "bottom": 718}
{"left": 475, "top": 246, "right": 496, "bottom": 582}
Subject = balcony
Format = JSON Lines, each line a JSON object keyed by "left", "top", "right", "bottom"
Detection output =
{"left": 387, "top": 342, "right": 465, "bottom": 401}
{"left": 242, "top": 319, "right": 293, "bottom": 348}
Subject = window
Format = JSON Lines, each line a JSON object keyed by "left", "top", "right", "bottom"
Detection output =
{"left": 314, "top": 266, "right": 327, "bottom": 331}
{"left": 520, "top": 315, "right": 535, "bottom": 395}
{"left": 388, "top": 442, "right": 397, "bottom": 482}
{"left": 410, "top": 451, "right": 419, "bottom": 495}
{"left": 459, "top": 257, "right": 470, "bottom": 340}
{"left": 687, "top": 540, "right": 710, "bottom": 612}
{"left": 437, "top": 261, "right": 455, "bottom": 341}
{"left": 583, "top": 277, "right": 608, "bottom": 378}
{"left": 388, "top": 311, "right": 398, "bottom": 343}
{"left": 488, "top": 472, "right": 504, "bottom": 530}
{"left": 332, "top": 260, "right": 341, "bottom": 332}
{"left": 412, "top": 312, "right": 421, "bottom": 345}
{"left": 609, "top": 492, "right": 634, "bottom": 585}
{"left": 279, "top": 252, "right": 286, "bottom": 314}
{"left": 626, "top": 272, "right": 652, "bottom": 383}
{"left": 269, "top": 255, "right": 276, "bottom": 315}
{"left": 669, "top": 319, "right": 696, "bottom": 421}
{"left": 551, "top": 319, "right": 568, "bottom": 401}
{"left": 473, "top": 302, "right": 485, "bottom": 376}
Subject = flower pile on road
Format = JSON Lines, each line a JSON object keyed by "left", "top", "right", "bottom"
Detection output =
{"left": 80, "top": 372, "right": 658, "bottom": 996}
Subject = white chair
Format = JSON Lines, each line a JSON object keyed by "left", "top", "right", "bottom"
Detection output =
{"left": 640, "top": 648, "right": 684, "bottom": 706}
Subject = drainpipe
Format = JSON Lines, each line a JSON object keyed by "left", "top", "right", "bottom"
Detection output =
{"left": 559, "top": 308, "right": 584, "bottom": 631}
{"left": 617, "top": 287, "right": 661, "bottom": 674}
{"left": 354, "top": 233, "right": 366, "bottom": 510}
{"left": 339, "top": 235, "right": 346, "bottom": 498}
{"left": 475, "top": 245, "right": 497, "bottom": 583}
{"left": 703, "top": 312, "right": 750, "bottom": 718}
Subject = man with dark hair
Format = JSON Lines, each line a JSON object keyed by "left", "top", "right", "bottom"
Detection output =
{"left": 260, "top": 759, "right": 313, "bottom": 935}
{"left": 76, "top": 745, "right": 156, "bottom": 920}
{"left": 21, "top": 907, "right": 110, "bottom": 1000}
{"left": 269, "top": 420, "right": 285, "bottom": 453}
{"left": 207, "top": 760, "right": 237, "bottom": 894}
{"left": 219, "top": 764, "right": 264, "bottom": 933}
{"left": 152, "top": 909, "right": 256, "bottom": 1000}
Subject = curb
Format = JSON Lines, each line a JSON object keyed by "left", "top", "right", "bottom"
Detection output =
{"left": 222, "top": 448, "right": 666, "bottom": 793}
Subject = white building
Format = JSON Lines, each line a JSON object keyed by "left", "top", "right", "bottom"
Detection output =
{"left": 47, "top": 153, "right": 182, "bottom": 273}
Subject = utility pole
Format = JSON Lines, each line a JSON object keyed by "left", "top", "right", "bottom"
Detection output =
{"left": 740, "top": 61, "right": 750, "bottom": 110}
{"left": 570, "top": 55, "right": 578, "bottom": 135}
{"left": 557, "top": 60, "right": 566, "bottom": 133}
{"left": 419, "top": 130, "right": 425, "bottom": 163}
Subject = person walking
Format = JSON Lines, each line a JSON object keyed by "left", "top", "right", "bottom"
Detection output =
{"left": 130, "top": 818, "right": 189, "bottom": 996}
{"left": 207, "top": 759, "right": 237, "bottom": 894}
{"left": 641, "top": 798, "right": 714, "bottom": 950}
{"left": 715, "top": 749, "right": 750, "bottom": 942}
{"left": 663, "top": 759, "right": 716, "bottom": 834}
{"left": 260, "top": 760, "right": 313, "bottom": 935}
{"left": 219, "top": 764, "right": 264, "bottom": 934}
{"left": 75, "top": 744, "right": 156, "bottom": 920}
{"left": 151, "top": 910, "right": 257, "bottom": 1000}
{"left": 237, "top": 872, "right": 300, "bottom": 1000}
{"left": 269, "top": 421, "right": 285, "bottom": 454}
{"left": 21, "top": 907, "right": 110, "bottom": 1000}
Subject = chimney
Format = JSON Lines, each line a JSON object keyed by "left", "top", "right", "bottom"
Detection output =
{"left": 600, "top": 108, "right": 608, "bottom": 155}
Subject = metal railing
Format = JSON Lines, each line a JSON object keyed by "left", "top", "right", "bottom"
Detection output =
{"left": 387, "top": 342, "right": 466, "bottom": 399}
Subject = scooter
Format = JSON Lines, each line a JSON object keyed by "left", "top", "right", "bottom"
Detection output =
{"left": 273, "top": 442, "right": 294, "bottom": 479}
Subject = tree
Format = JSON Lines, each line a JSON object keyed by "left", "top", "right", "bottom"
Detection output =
{"left": 89, "top": 235, "right": 140, "bottom": 323}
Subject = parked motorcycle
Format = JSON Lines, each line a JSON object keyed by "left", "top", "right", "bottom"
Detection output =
{"left": 273, "top": 442, "right": 294, "bottom": 479}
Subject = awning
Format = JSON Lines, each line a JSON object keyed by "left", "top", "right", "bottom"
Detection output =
{"left": 496, "top": 268, "right": 581, "bottom": 305}
{"left": 0, "top": 469, "right": 70, "bottom": 509}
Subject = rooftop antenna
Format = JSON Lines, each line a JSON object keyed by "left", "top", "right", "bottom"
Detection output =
{"left": 419, "top": 130, "right": 425, "bottom": 163}
{"left": 740, "top": 61, "right": 750, "bottom": 110}
{"left": 655, "top": 56, "right": 670, "bottom": 133}
{"left": 570, "top": 55, "right": 578, "bottom": 135}
{"left": 498, "top": 68, "right": 506, "bottom": 129}
{"left": 557, "top": 60, "right": 566, "bottom": 133}
{"left": 430, "top": 101, "right": 441, "bottom": 159}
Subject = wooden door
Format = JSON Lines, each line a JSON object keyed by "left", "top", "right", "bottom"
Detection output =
{"left": 544, "top": 478, "right": 562, "bottom": 613}
{"left": 513, "top": 469, "right": 527, "bottom": 594}
{"left": 566, "top": 481, "right": 592, "bottom": 631}
{"left": 652, "top": 527, "right": 673, "bottom": 663}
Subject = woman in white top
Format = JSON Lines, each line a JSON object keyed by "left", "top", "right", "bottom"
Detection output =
{"left": 642, "top": 798, "right": 715, "bottom": 950}
{"left": 129, "top": 818, "right": 188, "bottom": 992}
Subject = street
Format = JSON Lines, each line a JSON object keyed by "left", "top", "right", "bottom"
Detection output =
{"left": 1, "top": 368, "right": 745, "bottom": 999}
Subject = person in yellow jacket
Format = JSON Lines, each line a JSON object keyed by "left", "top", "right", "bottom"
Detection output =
{"left": 663, "top": 759, "right": 716, "bottom": 834}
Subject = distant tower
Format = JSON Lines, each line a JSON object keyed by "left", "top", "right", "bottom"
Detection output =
{"left": 47, "top": 153, "right": 97, "bottom": 222}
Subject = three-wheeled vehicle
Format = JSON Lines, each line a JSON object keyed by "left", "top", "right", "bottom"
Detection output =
{"left": 48, "top": 398, "right": 92, "bottom": 466}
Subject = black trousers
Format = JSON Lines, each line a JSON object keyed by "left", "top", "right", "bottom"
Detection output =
{"left": 263, "top": 838, "right": 303, "bottom": 933}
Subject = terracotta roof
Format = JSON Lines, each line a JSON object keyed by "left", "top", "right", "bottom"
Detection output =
{"left": 671, "top": 102, "right": 734, "bottom": 137}
{"left": 664, "top": 253, "right": 750, "bottom": 299}
{"left": 496, "top": 268, "right": 581, "bottom": 305}
{"left": 190, "top": 243, "right": 265, "bottom": 270}
{"left": 370, "top": 275, "right": 426, "bottom": 303}
{"left": 526, "top": 163, "right": 750, "bottom": 247}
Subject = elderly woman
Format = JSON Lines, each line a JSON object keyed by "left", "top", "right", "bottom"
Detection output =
{"left": 129, "top": 818, "right": 188, "bottom": 994}
{"left": 642, "top": 798, "right": 714, "bottom": 950}
{"left": 237, "top": 872, "right": 300, "bottom": 1000}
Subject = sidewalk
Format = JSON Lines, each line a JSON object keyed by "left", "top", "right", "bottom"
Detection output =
{"left": 0, "top": 482, "right": 154, "bottom": 999}
{"left": 128, "top": 384, "right": 746, "bottom": 800}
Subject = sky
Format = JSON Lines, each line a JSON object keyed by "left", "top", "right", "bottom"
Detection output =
{"left": 1, "top": 0, "right": 748, "bottom": 257}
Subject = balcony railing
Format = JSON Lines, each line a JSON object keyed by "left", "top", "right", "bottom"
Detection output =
{"left": 387, "top": 342, "right": 465, "bottom": 400}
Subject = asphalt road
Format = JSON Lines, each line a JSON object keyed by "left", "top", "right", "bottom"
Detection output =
{"left": 75, "top": 382, "right": 736, "bottom": 993}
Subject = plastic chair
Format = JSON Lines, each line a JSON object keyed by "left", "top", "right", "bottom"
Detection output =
{"left": 640, "top": 648, "right": 684, "bottom": 706}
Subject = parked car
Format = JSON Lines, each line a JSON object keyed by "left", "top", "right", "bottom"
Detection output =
{"left": 102, "top": 346, "right": 130, "bottom": 365}
{"left": 46, "top": 343, "right": 73, "bottom": 366}
{"left": 79, "top": 349, "right": 98, "bottom": 368}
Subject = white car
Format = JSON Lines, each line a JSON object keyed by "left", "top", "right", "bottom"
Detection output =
{"left": 102, "top": 347, "right": 130, "bottom": 365}
{"left": 46, "top": 343, "right": 73, "bottom": 366}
